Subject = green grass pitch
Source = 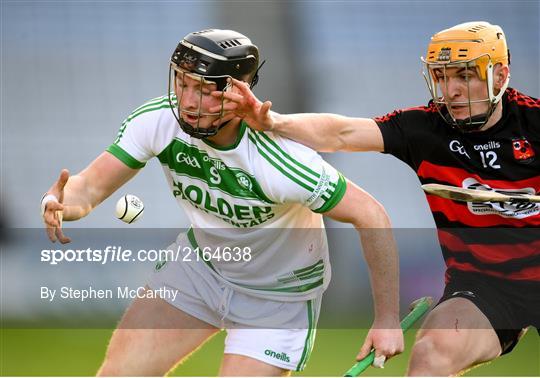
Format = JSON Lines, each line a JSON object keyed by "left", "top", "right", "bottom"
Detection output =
{"left": 1, "top": 328, "right": 538, "bottom": 376}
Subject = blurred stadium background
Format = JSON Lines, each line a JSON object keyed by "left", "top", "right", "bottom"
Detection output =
{"left": 1, "top": 1, "right": 538, "bottom": 376}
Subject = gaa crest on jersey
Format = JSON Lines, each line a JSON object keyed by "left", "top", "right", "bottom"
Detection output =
{"left": 512, "top": 138, "right": 535, "bottom": 164}
{"left": 462, "top": 178, "right": 539, "bottom": 219}
{"left": 449, "top": 140, "right": 471, "bottom": 159}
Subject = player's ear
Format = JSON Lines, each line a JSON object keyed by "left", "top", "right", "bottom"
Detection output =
{"left": 493, "top": 64, "right": 509, "bottom": 90}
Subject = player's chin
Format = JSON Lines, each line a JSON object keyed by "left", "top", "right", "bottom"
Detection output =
{"left": 450, "top": 108, "right": 479, "bottom": 120}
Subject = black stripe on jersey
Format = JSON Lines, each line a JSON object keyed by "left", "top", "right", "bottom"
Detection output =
{"left": 432, "top": 212, "right": 500, "bottom": 228}
{"left": 446, "top": 268, "right": 540, "bottom": 292}
{"left": 438, "top": 226, "right": 540, "bottom": 245}
{"left": 432, "top": 212, "right": 540, "bottom": 231}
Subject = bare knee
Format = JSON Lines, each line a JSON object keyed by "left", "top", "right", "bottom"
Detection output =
{"left": 97, "top": 329, "right": 171, "bottom": 376}
{"left": 407, "top": 332, "right": 457, "bottom": 376}
{"left": 97, "top": 295, "right": 219, "bottom": 376}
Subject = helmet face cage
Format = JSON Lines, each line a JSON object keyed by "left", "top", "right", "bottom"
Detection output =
{"left": 421, "top": 56, "right": 504, "bottom": 132}
{"left": 167, "top": 64, "right": 230, "bottom": 139}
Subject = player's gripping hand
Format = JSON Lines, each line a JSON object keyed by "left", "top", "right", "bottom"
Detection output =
{"left": 41, "top": 169, "right": 71, "bottom": 244}
{"left": 356, "top": 319, "right": 404, "bottom": 368}
{"left": 210, "top": 77, "right": 274, "bottom": 131}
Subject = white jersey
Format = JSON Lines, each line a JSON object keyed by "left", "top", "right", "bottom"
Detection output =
{"left": 107, "top": 95, "right": 347, "bottom": 301}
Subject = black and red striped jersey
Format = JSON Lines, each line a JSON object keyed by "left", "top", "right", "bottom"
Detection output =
{"left": 375, "top": 88, "right": 540, "bottom": 284}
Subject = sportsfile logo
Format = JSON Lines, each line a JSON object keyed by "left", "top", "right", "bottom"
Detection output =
{"left": 265, "top": 349, "right": 290, "bottom": 363}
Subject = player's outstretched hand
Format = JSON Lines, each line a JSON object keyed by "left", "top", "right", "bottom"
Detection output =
{"left": 42, "top": 169, "right": 71, "bottom": 244}
{"left": 210, "top": 77, "right": 274, "bottom": 131}
{"left": 356, "top": 321, "right": 404, "bottom": 368}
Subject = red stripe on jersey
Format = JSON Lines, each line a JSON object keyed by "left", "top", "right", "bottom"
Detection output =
{"left": 373, "top": 103, "right": 438, "bottom": 123}
{"left": 438, "top": 229, "right": 540, "bottom": 263}
{"left": 418, "top": 161, "right": 540, "bottom": 191}
{"left": 418, "top": 161, "right": 540, "bottom": 226}
{"left": 374, "top": 110, "right": 401, "bottom": 123}
{"left": 445, "top": 257, "right": 540, "bottom": 281}
{"left": 427, "top": 194, "right": 540, "bottom": 227}
{"left": 404, "top": 104, "right": 439, "bottom": 113}
{"left": 506, "top": 88, "right": 540, "bottom": 108}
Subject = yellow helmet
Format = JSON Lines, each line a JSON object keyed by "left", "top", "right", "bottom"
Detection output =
{"left": 424, "top": 21, "right": 509, "bottom": 80}
{"left": 421, "top": 21, "right": 511, "bottom": 131}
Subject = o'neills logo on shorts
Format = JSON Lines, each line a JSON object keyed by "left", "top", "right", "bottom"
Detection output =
{"left": 265, "top": 349, "right": 290, "bottom": 363}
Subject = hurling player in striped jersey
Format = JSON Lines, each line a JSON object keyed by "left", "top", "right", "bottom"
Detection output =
{"left": 219, "top": 21, "right": 539, "bottom": 376}
{"left": 41, "top": 29, "right": 404, "bottom": 375}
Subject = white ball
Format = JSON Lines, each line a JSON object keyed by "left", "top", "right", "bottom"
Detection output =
{"left": 115, "top": 194, "right": 144, "bottom": 224}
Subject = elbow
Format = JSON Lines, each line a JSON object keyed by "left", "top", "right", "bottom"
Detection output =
{"left": 353, "top": 198, "right": 392, "bottom": 230}
{"left": 333, "top": 116, "right": 356, "bottom": 152}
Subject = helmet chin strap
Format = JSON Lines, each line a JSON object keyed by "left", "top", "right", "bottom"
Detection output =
{"left": 177, "top": 116, "right": 233, "bottom": 139}
{"left": 443, "top": 111, "right": 491, "bottom": 133}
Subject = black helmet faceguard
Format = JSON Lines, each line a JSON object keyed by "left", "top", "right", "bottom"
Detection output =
{"left": 168, "top": 29, "right": 262, "bottom": 139}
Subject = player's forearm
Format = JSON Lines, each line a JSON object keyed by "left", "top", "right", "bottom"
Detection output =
{"left": 52, "top": 153, "right": 140, "bottom": 222}
{"left": 360, "top": 228, "right": 400, "bottom": 323}
{"left": 355, "top": 202, "right": 400, "bottom": 322}
{"left": 324, "top": 182, "right": 400, "bottom": 321}
{"left": 271, "top": 112, "right": 352, "bottom": 152}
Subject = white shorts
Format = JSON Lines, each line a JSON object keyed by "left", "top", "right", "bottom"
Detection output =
{"left": 147, "top": 240, "right": 322, "bottom": 371}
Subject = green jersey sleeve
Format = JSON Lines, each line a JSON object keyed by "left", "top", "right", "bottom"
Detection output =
{"left": 106, "top": 95, "right": 175, "bottom": 169}
{"left": 247, "top": 129, "right": 347, "bottom": 213}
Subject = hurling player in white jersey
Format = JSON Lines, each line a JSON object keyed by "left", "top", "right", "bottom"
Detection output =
{"left": 41, "top": 29, "right": 403, "bottom": 376}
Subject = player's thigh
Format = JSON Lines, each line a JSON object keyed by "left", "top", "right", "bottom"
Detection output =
{"left": 99, "top": 288, "right": 219, "bottom": 375}
{"left": 414, "top": 297, "right": 501, "bottom": 362}
{"left": 219, "top": 353, "right": 290, "bottom": 377}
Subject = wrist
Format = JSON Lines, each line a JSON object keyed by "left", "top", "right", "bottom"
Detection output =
{"left": 40, "top": 193, "right": 58, "bottom": 216}
{"left": 269, "top": 112, "right": 285, "bottom": 133}
{"left": 373, "top": 310, "right": 400, "bottom": 324}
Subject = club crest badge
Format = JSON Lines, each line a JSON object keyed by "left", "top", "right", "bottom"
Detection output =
{"left": 512, "top": 137, "right": 535, "bottom": 164}
{"left": 236, "top": 172, "right": 252, "bottom": 191}
{"left": 179, "top": 52, "right": 198, "bottom": 71}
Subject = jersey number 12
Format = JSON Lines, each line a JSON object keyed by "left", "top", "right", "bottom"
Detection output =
{"left": 479, "top": 151, "right": 501, "bottom": 169}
